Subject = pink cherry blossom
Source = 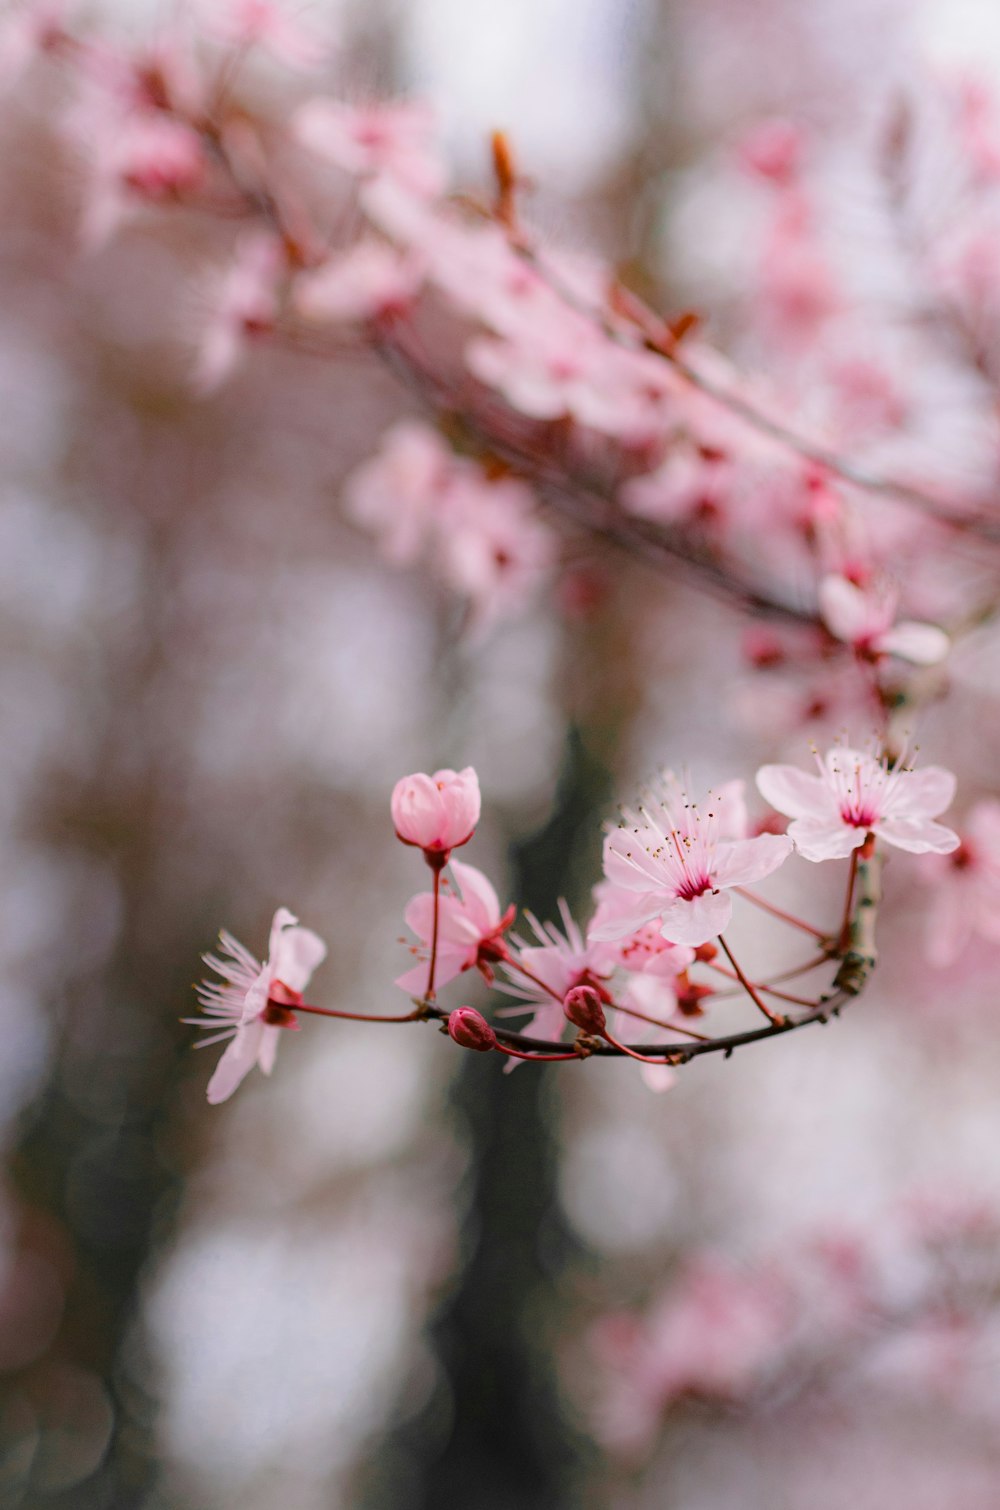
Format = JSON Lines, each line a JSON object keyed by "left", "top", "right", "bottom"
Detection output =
{"left": 193, "top": 232, "right": 286, "bottom": 392}
{"left": 395, "top": 859, "right": 514, "bottom": 994}
{"left": 756, "top": 744, "right": 960, "bottom": 861}
{"left": 593, "top": 1255, "right": 792, "bottom": 1451}
{"left": 391, "top": 767, "right": 481, "bottom": 856}
{"left": 735, "top": 117, "right": 804, "bottom": 185}
{"left": 0, "top": 1, "right": 67, "bottom": 89}
{"left": 818, "top": 573, "right": 950, "bottom": 666}
{"left": 611, "top": 974, "right": 683, "bottom": 1093}
{"left": 294, "top": 99, "right": 445, "bottom": 199}
{"left": 293, "top": 241, "right": 424, "bottom": 326}
{"left": 343, "top": 423, "right": 551, "bottom": 627}
{"left": 187, "top": 908, "right": 327, "bottom": 1104}
{"left": 436, "top": 472, "right": 553, "bottom": 632}
{"left": 589, "top": 886, "right": 696, "bottom": 982}
{"left": 920, "top": 799, "right": 1000, "bottom": 966}
{"left": 501, "top": 902, "right": 610, "bottom": 1044}
{"left": 343, "top": 420, "right": 453, "bottom": 566}
{"left": 594, "top": 774, "right": 792, "bottom": 948}
{"left": 78, "top": 109, "right": 208, "bottom": 248}
{"left": 197, "top": 0, "right": 331, "bottom": 71}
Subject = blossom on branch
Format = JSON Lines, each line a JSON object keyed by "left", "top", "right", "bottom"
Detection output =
{"left": 194, "top": 231, "right": 286, "bottom": 392}
{"left": 294, "top": 240, "right": 424, "bottom": 326}
{"left": 594, "top": 775, "right": 792, "bottom": 948}
{"left": 396, "top": 860, "right": 514, "bottom": 993}
{"left": 818, "top": 573, "right": 950, "bottom": 666}
{"left": 756, "top": 744, "right": 960, "bottom": 861}
{"left": 295, "top": 99, "right": 445, "bottom": 198}
{"left": 920, "top": 799, "right": 1000, "bottom": 965}
{"left": 187, "top": 908, "right": 327, "bottom": 1103}
{"left": 197, "top": 0, "right": 331, "bottom": 71}
{"left": 391, "top": 766, "right": 481, "bottom": 859}
{"left": 344, "top": 421, "right": 552, "bottom": 628}
{"left": 502, "top": 902, "right": 611, "bottom": 1044}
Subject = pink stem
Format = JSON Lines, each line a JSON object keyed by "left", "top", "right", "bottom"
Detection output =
{"left": 717, "top": 935, "right": 785, "bottom": 1026}
{"left": 733, "top": 887, "right": 827, "bottom": 940}
{"left": 426, "top": 863, "right": 442, "bottom": 998}
{"left": 280, "top": 1000, "right": 428, "bottom": 1024}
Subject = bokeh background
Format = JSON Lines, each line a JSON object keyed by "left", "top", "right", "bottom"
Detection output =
{"left": 4, "top": 1, "right": 1000, "bottom": 1507}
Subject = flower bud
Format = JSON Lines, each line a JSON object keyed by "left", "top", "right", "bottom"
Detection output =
{"left": 447, "top": 1006, "right": 497, "bottom": 1053}
{"left": 564, "top": 984, "right": 607, "bottom": 1035}
{"left": 677, "top": 982, "right": 714, "bottom": 1017}
{"left": 391, "top": 767, "right": 482, "bottom": 858}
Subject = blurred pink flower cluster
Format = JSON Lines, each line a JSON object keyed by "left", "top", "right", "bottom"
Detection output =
{"left": 587, "top": 1192, "right": 1000, "bottom": 1458}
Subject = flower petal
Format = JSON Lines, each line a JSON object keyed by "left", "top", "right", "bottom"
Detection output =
{"left": 658, "top": 890, "right": 732, "bottom": 946}
{"left": 274, "top": 924, "right": 327, "bottom": 993}
{"left": 756, "top": 764, "right": 832, "bottom": 821}
{"left": 874, "top": 816, "right": 960, "bottom": 854}
{"left": 448, "top": 859, "right": 501, "bottom": 929}
{"left": 712, "top": 833, "right": 793, "bottom": 889}
{"left": 787, "top": 817, "right": 867, "bottom": 862}
{"left": 207, "top": 1021, "right": 264, "bottom": 1104}
{"left": 256, "top": 1024, "right": 282, "bottom": 1077}
{"left": 877, "top": 621, "right": 949, "bottom": 665}
{"left": 588, "top": 891, "right": 665, "bottom": 941}
{"left": 887, "top": 766, "right": 956, "bottom": 820}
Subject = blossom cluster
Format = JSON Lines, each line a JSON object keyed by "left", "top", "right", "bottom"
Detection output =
{"left": 191, "top": 744, "right": 965, "bottom": 1102}
{"left": 8, "top": 0, "right": 990, "bottom": 731}
{"left": 586, "top": 1192, "right": 1000, "bottom": 1458}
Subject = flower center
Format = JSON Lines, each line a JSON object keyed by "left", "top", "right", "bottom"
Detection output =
{"left": 675, "top": 872, "right": 712, "bottom": 901}
{"left": 838, "top": 799, "right": 878, "bottom": 829}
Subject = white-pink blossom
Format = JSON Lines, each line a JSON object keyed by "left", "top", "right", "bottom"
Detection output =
{"left": 395, "top": 859, "right": 514, "bottom": 993}
{"left": 343, "top": 420, "right": 452, "bottom": 566}
{"left": 391, "top": 767, "right": 481, "bottom": 856}
{"left": 196, "top": 0, "right": 331, "bottom": 71}
{"left": 436, "top": 472, "right": 553, "bottom": 632}
{"left": 594, "top": 774, "right": 791, "bottom": 947}
{"left": 294, "top": 240, "right": 424, "bottom": 326}
{"left": 193, "top": 231, "right": 286, "bottom": 392}
{"left": 920, "top": 799, "right": 1000, "bottom": 965}
{"left": 295, "top": 99, "right": 445, "bottom": 199}
{"left": 501, "top": 902, "right": 610, "bottom": 1044}
{"left": 756, "top": 744, "right": 960, "bottom": 862}
{"left": 343, "top": 422, "right": 551, "bottom": 628}
{"left": 187, "top": 908, "right": 326, "bottom": 1103}
{"left": 818, "top": 573, "right": 950, "bottom": 666}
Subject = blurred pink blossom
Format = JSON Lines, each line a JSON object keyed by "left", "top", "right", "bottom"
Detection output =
{"left": 920, "top": 800, "right": 1000, "bottom": 966}
{"left": 194, "top": 232, "right": 286, "bottom": 392}
{"left": 818, "top": 573, "right": 950, "bottom": 665}
{"left": 295, "top": 99, "right": 445, "bottom": 198}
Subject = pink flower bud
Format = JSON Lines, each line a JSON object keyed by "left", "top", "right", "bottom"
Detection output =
{"left": 564, "top": 984, "right": 607, "bottom": 1035}
{"left": 391, "top": 767, "right": 481, "bottom": 857}
{"left": 447, "top": 1006, "right": 497, "bottom": 1052}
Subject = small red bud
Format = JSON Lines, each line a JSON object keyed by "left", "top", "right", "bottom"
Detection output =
{"left": 447, "top": 1007, "right": 497, "bottom": 1053}
{"left": 693, "top": 942, "right": 718, "bottom": 963}
{"left": 677, "top": 983, "right": 714, "bottom": 1018}
{"left": 564, "top": 984, "right": 607, "bottom": 1035}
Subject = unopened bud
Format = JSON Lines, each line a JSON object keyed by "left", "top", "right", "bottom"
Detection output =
{"left": 693, "top": 942, "right": 718, "bottom": 963}
{"left": 677, "top": 983, "right": 714, "bottom": 1017}
{"left": 564, "top": 984, "right": 607, "bottom": 1035}
{"left": 447, "top": 1007, "right": 497, "bottom": 1053}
